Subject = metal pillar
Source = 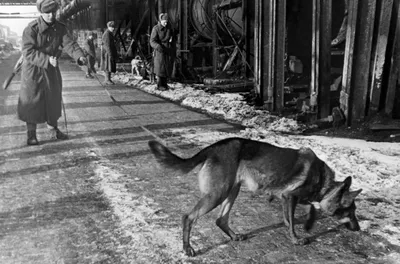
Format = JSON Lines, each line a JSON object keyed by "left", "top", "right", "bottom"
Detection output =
{"left": 311, "top": 0, "right": 332, "bottom": 118}
{"left": 255, "top": 0, "right": 285, "bottom": 111}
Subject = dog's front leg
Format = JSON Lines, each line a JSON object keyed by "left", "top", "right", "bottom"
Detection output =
{"left": 285, "top": 195, "right": 309, "bottom": 245}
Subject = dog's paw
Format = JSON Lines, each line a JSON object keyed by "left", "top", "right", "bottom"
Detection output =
{"left": 184, "top": 245, "right": 196, "bottom": 257}
{"left": 292, "top": 237, "right": 310, "bottom": 245}
{"left": 232, "top": 233, "right": 247, "bottom": 241}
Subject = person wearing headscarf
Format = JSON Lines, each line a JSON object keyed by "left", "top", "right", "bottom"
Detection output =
{"left": 100, "top": 21, "right": 118, "bottom": 85}
{"left": 150, "top": 13, "right": 173, "bottom": 90}
{"left": 18, "top": 0, "right": 87, "bottom": 145}
{"left": 83, "top": 32, "right": 97, "bottom": 78}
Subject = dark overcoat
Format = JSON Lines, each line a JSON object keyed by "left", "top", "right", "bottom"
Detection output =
{"left": 150, "top": 23, "right": 173, "bottom": 77}
{"left": 18, "top": 16, "right": 85, "bottom": 125}
{"left": 100, "top": 29, "right": 118, "bottom": 73}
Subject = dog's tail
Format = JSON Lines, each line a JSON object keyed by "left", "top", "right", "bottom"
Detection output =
{"left": 148, "top": 140, "right": 207, "bottom": 173}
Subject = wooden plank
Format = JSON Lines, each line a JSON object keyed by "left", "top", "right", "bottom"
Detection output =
{"left": 351, "top": 0, "right": 376, "bottom": 124}
{"left": 222, "top": 46, "right": 240, "bottom": 71}
{"left": 370, "top": 123, "right": 400, "bottom": 131}
{"left": 319, "top": 0, "right": 332, "bottom": 118}
{"left": 342, "top": 0, "right": 359, "bottom": 124}
{"left": 385, "top": 0, "right": 400, "bottom": 115}
{"left": 274, "top": 0, "right": 286, "bottom": 111}
{"left": 204, "top": 82, "right": 254, "bottom": 93}
{"left": 369, "top": 0, "right": 394, "bottom": 115}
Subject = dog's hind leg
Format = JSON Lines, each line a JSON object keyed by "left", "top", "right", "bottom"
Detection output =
{"left": 182, "top": 193, "right": 225, "bottom": 257}
{"left": 216, "top": 184, "right": 247, "bottom": 241}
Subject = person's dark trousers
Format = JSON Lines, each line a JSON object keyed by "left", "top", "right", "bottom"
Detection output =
{"left": 86, "top": 55, "right": 96, "bottom": 78}
{"left": 157, "top": 76, "right": 168, "bottom": 90}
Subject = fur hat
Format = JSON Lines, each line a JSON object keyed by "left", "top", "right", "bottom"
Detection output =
{"left": 107, "top": 21, "right": 115, "bottom": 28}
{"left": 159, "top": 13, "right": 168, "bottom": 21}
{"left": 36, "top": 0, "right": 59, "bottom": 13}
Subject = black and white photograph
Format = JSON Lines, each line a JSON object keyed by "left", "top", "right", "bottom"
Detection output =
{"left": 0, "top": 0, "right": 399, "bottom": 263}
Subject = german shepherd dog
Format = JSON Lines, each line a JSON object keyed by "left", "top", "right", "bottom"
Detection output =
{"left": 148, "top": 138, "right": 362, "bottom": 257}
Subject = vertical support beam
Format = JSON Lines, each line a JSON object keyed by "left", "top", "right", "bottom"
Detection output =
{"left": 264, "top": 0, "right": 276, "bottom": 110}
{"left": 242, "top": 0, "right": 248, "bottom": 77}
{"left": 319, "top": 0, "right": 332, "bottom": 118}
{"left": 275, "top": 0, "right": 286, "bottom": 111}
{"left": 148, "top": 0, "right": 155, "bottom": 83}
{"left": 212, "top": 10, "right": 218, "bottom": 77}
{"left": 311, "top": 0, "right": 320, "bottom": 112}
{"left": 385, "top": 0, "right": 400, "bottom": 115}
{"left": 351, "top": 0, "right": 376, "bottom": 124}
{"left": 179, "top": 0, "right": 189, "bottom": 75}
{"left": 254, "top": 0, "right": 262, "bottom": 101}
{"left": 369, "top": 0, "right": 394, "bottom": 115}
{"left": 255, "top": 0, "right": 286, "bottom": 111}
{"left": 342, "top": 0, "right": 359, "bottom": 125}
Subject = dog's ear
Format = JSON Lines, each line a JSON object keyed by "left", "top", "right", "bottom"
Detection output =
{"left": 341, "top": 189, "right": 362, "bottom": 207}
{"left": 342, "top": 176, "right": 352, "bottom": 191}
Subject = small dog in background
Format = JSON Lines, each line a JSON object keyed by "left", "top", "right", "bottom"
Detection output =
{"left": 148, "top": 138, "right": 362, "bottom": 257}
{"left": 131, "top": 55, "right": 143, "bottom": 76}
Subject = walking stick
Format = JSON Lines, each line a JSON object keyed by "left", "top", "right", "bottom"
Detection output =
{"left": 3, "top": 55, "right": 23, "bottom": 90}
{"left": 61, "top": 98, "right": 68, "bottom": 136}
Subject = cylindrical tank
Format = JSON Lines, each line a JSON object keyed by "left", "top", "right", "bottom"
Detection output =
{"left": 189, "top": 0, "right": 253, "bottom": 41}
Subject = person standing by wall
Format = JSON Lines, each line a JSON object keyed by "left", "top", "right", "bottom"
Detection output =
{"left": 18, "top": 0, "right": 87, "bottom": 146}
{"left": 150, "top": 13, "right": 173, "bottom": 91}
{"left": 101, "top": 21, "right": 118, "bottom": 85}
{"left": 83, "top": 32, "right": 96, "bottom": 78}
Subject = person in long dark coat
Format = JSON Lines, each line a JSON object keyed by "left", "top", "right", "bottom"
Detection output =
{"left": 100, "top": 21, "right": 118, "bottom": 85}
{"left": 18, "top": 0, "right": 87, "bottom": 146}
{"left": 83, "top": 32, "right": 96, "bottom": 78}
{"left": 150, "top": 13, "right": 173, "bottom": 90}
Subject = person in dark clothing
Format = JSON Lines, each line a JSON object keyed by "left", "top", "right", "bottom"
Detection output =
{"left": 18, "top": 0, "right": 87, "bottom": 145}
{"left": 150, "top": 13, "right": 173, "bottom": 91}
{"left": 83, "top": 32, "right": 96, "bottom": 78}
{"left": 101, "top": 21, "right": 118, "bottom": 85}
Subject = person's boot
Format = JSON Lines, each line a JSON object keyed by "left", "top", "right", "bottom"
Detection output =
{"left": 49, "top": 127, "right": 69, "bottom": 140}
{"left": 104, "top": 72, "right": 113, "bottom": 85}
{"left": 108, "top": 72, "right": 115, "bottom": 84}
{"left": 27, "top": 130, "right": 39, "bottom": 145}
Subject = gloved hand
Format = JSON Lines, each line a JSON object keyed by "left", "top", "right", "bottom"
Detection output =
{"left": 49, "top": 56, "right": 58, "bottom": 67}
{"left": 78, "top": 56, "right": 87, "bottom": 66}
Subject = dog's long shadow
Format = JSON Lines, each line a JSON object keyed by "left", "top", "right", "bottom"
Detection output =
{"left": 195, "top": 218, "right": 339, "bottom": 256}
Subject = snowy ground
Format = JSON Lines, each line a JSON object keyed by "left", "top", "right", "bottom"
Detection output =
{"left": 112, "top": 72, "right": 400, "bottom": 260}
